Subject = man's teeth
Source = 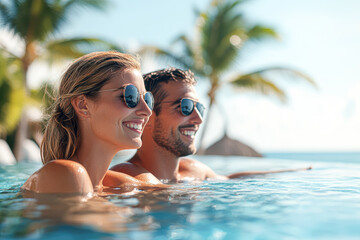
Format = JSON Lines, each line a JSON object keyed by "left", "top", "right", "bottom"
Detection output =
{"left": 182, "top": 130, "right": 195, "bottom": 136}
{"left": 125, "top": 123, "right": 142, "bottom": 130}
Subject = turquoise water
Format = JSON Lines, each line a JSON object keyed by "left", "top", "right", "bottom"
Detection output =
{"left": 1, "top": 153, "right": 360, "bottom": 239}
{"left": 265, "top": 151, "right": 360, "bottom": 163}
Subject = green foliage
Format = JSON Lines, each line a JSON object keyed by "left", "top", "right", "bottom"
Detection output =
{"left": 44, "top": 37, "right": 122, "bottom": 63}
{"left": 0, "top": 0, "right": 115, "bottom": 69}
{"left": 0, "top": 0, "right": 116, "bottom": 148}
{"left": 0, "top": 0, "right": 108, "bottom": 42}
{"left": 0, "top": 50, "right": 25, "bottom": 137}
{"left": 30, "top": 82, "right": 55, "bottom": 111}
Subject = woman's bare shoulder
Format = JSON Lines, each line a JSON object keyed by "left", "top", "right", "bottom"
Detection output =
{"left": 21, "top": 160, "right": 93, "bottom": 194}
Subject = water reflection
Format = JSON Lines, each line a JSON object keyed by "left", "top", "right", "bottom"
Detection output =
{"left": 1, "top": 185, "right": 206, "bottom": 238}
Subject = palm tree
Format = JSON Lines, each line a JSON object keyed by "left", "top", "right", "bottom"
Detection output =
{"left": 0, "top": 0, "right": 119, "bottom": 160}
{"left": 142, "top": 0, "right": 316, "bottom": 152}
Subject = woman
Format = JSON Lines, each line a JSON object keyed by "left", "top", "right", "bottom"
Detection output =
{"left": 22, "top": 51, "right": 157, "bottom": 194}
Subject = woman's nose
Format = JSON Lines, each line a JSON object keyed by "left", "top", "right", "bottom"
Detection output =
{"left": 135, "top": 96, "right": 152, "bottom": 117}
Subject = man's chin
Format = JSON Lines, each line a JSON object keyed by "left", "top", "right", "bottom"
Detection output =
{"left": 178, "top": 146, "right": 196, "bottom": 157}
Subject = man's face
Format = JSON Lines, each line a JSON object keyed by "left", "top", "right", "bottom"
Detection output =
{"left": 151, "top": 81, "right": 203, "bottom": 157}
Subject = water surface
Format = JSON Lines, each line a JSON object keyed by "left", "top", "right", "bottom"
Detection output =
{"left": 1, "top": 155, "right": 360, "bottom": 239}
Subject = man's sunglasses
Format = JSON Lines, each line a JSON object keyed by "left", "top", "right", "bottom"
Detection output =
{"left": 180, "top": 98, "right": 205, "bottom": 117}
{"left": 98, "top": 84, "right": 154, "bottom": 110}
{"left": 163, "top": 98, "right": 205, "bottom": 117}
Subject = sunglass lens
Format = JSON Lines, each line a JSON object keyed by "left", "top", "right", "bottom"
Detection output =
{"left": 124, "top": 85, "right": 139, "bottom": 108}
{"left": 144, "top": 92, "right": 154, "bottom": 110}
{"left": 181, "top": 99, "right": 194, "bottom": 116}
{"left": 196, "top": 102, "right": 205, "bottom": 117}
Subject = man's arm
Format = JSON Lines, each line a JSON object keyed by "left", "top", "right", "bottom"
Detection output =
{"left": 180, "top": 158, "right": 312, "bottom": 180}
{"left": 226, "top": 166, "right": 312, "bottom": 179}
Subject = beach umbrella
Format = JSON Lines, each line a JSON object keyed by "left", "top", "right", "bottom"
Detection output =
{"left": 201, "top": 133, "right": 262, "bottom": 157}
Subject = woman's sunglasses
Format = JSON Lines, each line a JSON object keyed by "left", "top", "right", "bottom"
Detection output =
{"left": 98, "top": 84, "right": 154, "bottom": 110}
{"left": 180, "top": 98, "right": 205, "bottom": 117}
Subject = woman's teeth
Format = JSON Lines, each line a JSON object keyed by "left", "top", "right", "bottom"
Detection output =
{"left": 125, "top": 123, "right": 142, "bottom": 130}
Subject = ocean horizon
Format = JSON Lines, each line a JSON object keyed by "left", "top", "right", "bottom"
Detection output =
{"left": 264, "top": 151, "right": 360, "bottom": 163}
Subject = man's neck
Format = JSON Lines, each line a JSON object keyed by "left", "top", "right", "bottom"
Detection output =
{"left": 131, "top": 147, "right": 180, "bottom": 183}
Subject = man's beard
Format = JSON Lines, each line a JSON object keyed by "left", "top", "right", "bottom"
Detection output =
{"left": 152, "top": 121, "right": 196, "bottom": 157}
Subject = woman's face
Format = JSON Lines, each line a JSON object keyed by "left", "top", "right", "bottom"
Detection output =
{"left": 87, "top": 68, "right": 152, "bottom": 150}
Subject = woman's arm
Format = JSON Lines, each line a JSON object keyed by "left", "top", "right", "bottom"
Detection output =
{"left": 103, "top": 170, "right": 170, "bottom": 190}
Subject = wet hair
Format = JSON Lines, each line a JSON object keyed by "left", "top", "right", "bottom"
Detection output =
{"left": 41, "top": 51, "right": 140, "bottom": 164}
{"left": 143, "top": 68, "right": 196, "bottom": 115}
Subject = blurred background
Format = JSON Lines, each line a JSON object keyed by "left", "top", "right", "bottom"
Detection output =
{"left": 0, "top": 0, "right": 359, "bottom": 163}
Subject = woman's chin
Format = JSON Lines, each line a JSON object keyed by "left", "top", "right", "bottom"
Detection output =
{"left": 122, "top": 139, "right": 142, "bottom": 150}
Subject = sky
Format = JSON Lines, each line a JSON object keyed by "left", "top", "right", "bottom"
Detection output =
{"left": 1, "top": 0, "right": 359, "bottom": 152}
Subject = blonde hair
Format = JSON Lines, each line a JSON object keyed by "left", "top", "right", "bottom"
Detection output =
{"left": 41, "top": 51, "right": 140, "bottom": 164}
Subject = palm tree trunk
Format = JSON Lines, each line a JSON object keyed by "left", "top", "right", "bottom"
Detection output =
{"left": 196, "top": 97, "right": 214, "bottom": 154}
{"left": 216, "top": 100, "right": 229, "bottom": 137}
{"left": 13, "top": 54, "right": 31, "bottom": 162}
{"left": 13, "top": 107, "right": 28, "bottom": 162}
{"left": 197, "top": 75, "right": 219, "bottom": 154}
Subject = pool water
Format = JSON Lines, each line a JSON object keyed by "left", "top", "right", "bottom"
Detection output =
{"left": 1, "top": 155, "right": 360, "bottom": 239}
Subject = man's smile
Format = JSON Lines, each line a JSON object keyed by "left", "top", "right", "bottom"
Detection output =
{"left": 179, "top": 125, "right": 198, "bottom": 139}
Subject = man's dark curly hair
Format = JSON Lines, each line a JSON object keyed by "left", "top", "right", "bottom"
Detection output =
{"left": 143, "top": 68, "right": 196, "bottom": 115}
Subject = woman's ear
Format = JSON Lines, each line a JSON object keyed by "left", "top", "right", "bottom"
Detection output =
{"left": 71, "top": 95, "right": 90, "bottom": 118}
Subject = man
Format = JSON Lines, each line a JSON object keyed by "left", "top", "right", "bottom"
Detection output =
{"left": 110, "top": 68, "right": 311, "bottom": 183}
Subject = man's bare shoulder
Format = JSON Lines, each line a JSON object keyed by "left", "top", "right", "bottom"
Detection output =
{"left": 179, "top": 157, "right": 207, "bottom": 170}
{"left": 178, "top": 157, "right": 208, "bottom": 180}
{"left": 21, "top": 160, "right": 93, "bottom": 194}
{"left": 110, "top": 162, "right": 144, "bottom": 176}
{"left": 110, "top": 161, "right": 162, "bottom": 184}
{"left": 179, "top": 157, "right": 226, "bottom": 180}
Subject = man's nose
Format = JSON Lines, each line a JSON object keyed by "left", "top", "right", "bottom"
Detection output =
{"left": 189, "top": 107, "right": 203, "bottom": 125}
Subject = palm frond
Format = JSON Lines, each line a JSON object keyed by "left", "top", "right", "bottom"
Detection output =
{"left": 0, "top": 2, "right": 10, "bottom": 27}
{"left": 201, "top": 0, "right": 246, "bottom": 73}
{"left": 1, "top": 0, "right": 62, "bottom": 41}
{"left": 246, "top": 24, "right": 279, "bottom": 41}
{"left": 0, "top": 50, "right": 25, "bottom": 135}
{"left": 230, "top": 66, "right": 316, "bottom": 102}
{"left": 140, "top": 45, "right": 193, "bottom": 70}
{"left": 44, "top": 37, "right": 121, "bottom": 62}
{"left": 63, "top": 0, "right": 108, "bottom": 11}
{"left": 0, "top": 49, "right": 23, "bottom": 87}
{"left": 230, "top": 73, "right": 287, "bottom": 102}
{"left": 172, "top": 35, "right": 196, "bottom": 63}
{"left": 172, "top": 35, "right": 205, "bottom": 74}
{"left": 0, "top": 0, "right": 109, "bottom": 42}
{"left": 0, "top": 83, "right": 25, "bottom": 135}
{"left": 246, "top": 67, "right": 317, "bottom": 88}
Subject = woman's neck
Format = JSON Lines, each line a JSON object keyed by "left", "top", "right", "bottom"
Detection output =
{"left": 76, "top": 140, "right": 118, "bottom": 191}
